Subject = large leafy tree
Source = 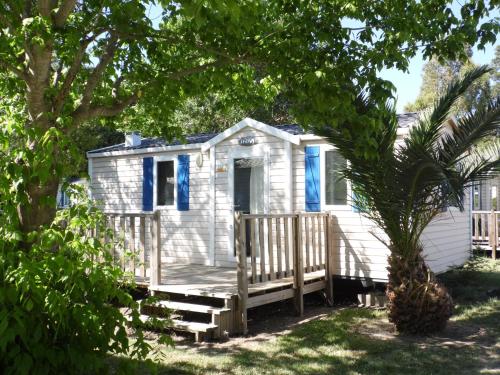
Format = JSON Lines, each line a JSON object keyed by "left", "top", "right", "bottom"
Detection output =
{"left": 316, "top": 67, "right": 500, "bottom": 333}
{"left": 0, "top": 0, "right": 498, "bottom": 236}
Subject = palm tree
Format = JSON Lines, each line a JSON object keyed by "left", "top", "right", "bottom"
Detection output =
{"left": 316, "top": 66, "right": 500, "bottom": 334}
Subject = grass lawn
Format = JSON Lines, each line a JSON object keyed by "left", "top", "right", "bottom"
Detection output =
{"left": 115, "top": 257, "right": 500, "bottom": 374}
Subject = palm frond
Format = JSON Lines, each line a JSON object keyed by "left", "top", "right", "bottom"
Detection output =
{"left": 403, "top": 66, "right": 491, "bottom": 154}
{"left": 438, "top": 97, "right": 500, "bottom": 165}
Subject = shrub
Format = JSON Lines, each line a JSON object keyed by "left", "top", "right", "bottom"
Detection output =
{"left": 0, "top": 198, "right": 161, "bottom": 374}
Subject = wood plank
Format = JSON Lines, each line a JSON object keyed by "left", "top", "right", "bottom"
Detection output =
{"left": 304, "top": 216, "right": 311, "bottom": 273}
{"left": 318, "top": 216, "right": 323, "bottom": 270}
{"left": 276, "top": 217, "right": 283, "bottom": 279}
{"left": 248, "top": 277, "right": 294, "bottom": 293}
{"left": 259, "top": 218, "right": 267, "bottom": 282}
{"left": 110, "top": 216, "right": 116, "bottom": 262}
{"left": 311, "top": 215, "right": 317, "bottom": 271}
{"left": 304, "top": 280, "right": 326, "bottom": 294}
{"left": 150, "top": 211, "right": 162, "bottom": 287}
{"left": 149, "top": 284, "right": 236, "bottom": 299}
{"left": 325, "top": 214, "right": 335, "bottom": 305}
{"left": 129, "top": 216, "right": 136, "bottom": 274}
{"left": 250, "top": 218, "right": 257, "bottom": 284}
{"left": 294, "top": 214, "right": 304, "bottom": 316}
{"left": 139, "top": 216, "right": 146, "bottom": 277}
{"left": 235, "top": 212, "right": 248, "bottom": 335}
{"left": 267, "top": 217, "right": 275, "bottom": 281}
{"left": 474, "top": 213, "right": 479, "bottom": 240}
{"left": 143, "top": 299, "right": 230, "bottom": 314}
{"left": 247, "top": 288, "right": 295, "bottom": 308}
{"left": 119, "top": 216, "right": 125, "bottom": 271}
{"left": 284, "top": 217, "right": 291, "bottom": 277}
{"left": 481, "top": 213, "right": 487, "bottom": 240}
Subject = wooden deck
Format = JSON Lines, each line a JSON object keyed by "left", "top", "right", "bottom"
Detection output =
{"left": 135, "top": 264, "right": 239, "bottom": 298}
{"left": 135, "top": 264, "right": 326, "bottom": 299}
{"left": 101, "top": 210, "right": 335, "bottom": 339}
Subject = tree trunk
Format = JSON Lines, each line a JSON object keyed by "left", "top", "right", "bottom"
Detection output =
{"left": 386, "top": 246, "right": 453, "bottom": 334}
{"left": 17, "top": 177, "right": 60, "bottom": 234}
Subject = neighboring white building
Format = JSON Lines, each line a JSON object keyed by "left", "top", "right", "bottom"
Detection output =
{"left": 472, "top": 176, "right": 499, "bottom": 211}
{"left": 87, "top": 115, "right": 471, "bottom": 282}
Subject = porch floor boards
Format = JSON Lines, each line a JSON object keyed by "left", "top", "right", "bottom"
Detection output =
{"left": 133, "top": 264, "right": 326, "bottom": 299}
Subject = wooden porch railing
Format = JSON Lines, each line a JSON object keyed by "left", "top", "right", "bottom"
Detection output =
{"left": 234, "top": 212, "right": 336, "bottom": 334}
{"left": 472, "top": 209, "right": 498, "bottom": 259}
{"left": 99, "top": 211, "right": 162, "bottom": 288}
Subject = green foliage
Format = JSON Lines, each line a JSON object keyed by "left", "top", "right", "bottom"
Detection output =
{"left": 0, "top": 198, "right": 160, "bottom": 374}
{"left": 1, "top": 0, "right": 498, "bottom": 158}
{"left": 0, "top": 122, "right": 169, "bottom": 373}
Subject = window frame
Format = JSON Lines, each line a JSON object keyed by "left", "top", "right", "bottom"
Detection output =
{"left": 153, "top": 155, "right": 177, "bottom": 210}
{"left": 318, "top": 144, "right": 352, "bottom": 211}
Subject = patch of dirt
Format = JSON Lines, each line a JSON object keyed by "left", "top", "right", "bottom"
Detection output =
{"left": 136, "top": 294, "right": 342, "bottom": 351}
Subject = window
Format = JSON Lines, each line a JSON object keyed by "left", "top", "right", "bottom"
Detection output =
{"left": 157, "top": 160, "right": 174, "bottom": 206}
{"left": 473, "top": 182, "right": 481, "bottom": 210}
{"left": 324, "top": 150, "right": 347, "bottom": 205}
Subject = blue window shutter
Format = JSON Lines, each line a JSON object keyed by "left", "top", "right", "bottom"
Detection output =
{"left": 305, "top": 146, "right": 320, "bottom": 212}
{"left": 177, "top": 155, "right": 190, "bottom": 211}
{"left": 142, "top": 157, "right": 154, "bottom": 211}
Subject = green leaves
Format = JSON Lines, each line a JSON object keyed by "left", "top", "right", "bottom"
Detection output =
{"left": 0, "top": 197, "right": 167, "bottom": 374}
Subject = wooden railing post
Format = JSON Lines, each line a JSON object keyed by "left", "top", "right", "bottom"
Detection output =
{"left": 150, "top": 210, "right": 162, "bottom": 288}
{"left": 293, "top": 213, "right": 304, "bottom": 316}
{"left": 324, "top": 214, "right": 335, "bottom": 306}
{"left": 490, "top": 209, "right": 497, "bottom": 260}
{"left": 139, "top": 216, "right": 146, "bottom": 277}
{"left": 235, "top": 211, "right": 248, "bottom": 334}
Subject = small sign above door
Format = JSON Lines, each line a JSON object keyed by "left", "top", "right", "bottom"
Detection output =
{"left": 239, "top": 136, "right": 256, "bottom": 146}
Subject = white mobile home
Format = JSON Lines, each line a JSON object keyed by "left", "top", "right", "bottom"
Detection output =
{"left": 87, "top": 115, "right": 471, "bottom": 283}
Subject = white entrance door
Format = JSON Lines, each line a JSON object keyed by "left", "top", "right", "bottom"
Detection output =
{"left": 227, "top": 146, "right": 269, "bottom": 261}
{"left": 233, "top": 157, "right": 265, "bottom": 215}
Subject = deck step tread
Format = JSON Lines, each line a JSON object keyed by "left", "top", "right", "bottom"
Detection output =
{"left": 139, "top": 300, "right": 231, "bottom": 314}
{"left": 149, "top": 284, "right": 235, "bottom": 299}
{"left": 131, "top": 314, "right": 218, "bottom": 333}
{"left": 171, "top": 319, "right": 218, "bottom": 333}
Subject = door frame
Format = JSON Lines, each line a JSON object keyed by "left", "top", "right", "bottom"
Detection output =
{"left": 227, "top": 144, "right": 270, "bottom": 261}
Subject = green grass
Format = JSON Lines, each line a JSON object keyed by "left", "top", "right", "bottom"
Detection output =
{"left": 114, "top": 257, "right": 500, "bottom": 374}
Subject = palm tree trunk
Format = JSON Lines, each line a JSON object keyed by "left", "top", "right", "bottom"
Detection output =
{"left": 386, "top": 245, "right": 453, "bottom": 334}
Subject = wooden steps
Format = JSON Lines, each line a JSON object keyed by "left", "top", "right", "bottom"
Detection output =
{"left": 130, "top": 314, "right": 218, "bottom": 342}
{"left": 135, "top": 298, "right": 232, "bottom": 342}
{"left": 141, "top": 299, "right": 231, "bottom": 315}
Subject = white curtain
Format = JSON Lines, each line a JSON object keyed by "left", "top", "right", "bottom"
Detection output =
{"left": 249, "top": 162, "right": 264, "bottom": 214}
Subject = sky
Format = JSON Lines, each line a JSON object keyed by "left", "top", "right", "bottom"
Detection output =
{"left": 380, "top": 43, "right": 498, "bottom": 113}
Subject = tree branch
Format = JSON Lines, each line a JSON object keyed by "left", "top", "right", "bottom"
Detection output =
{"left": 71, "top": 93, "right": 138, "bottom": 126}
{"left": 164, "top": 55, "right": 256, "bottom": 81}
{"left": 37, "top": 0, "right": 52, "bottom": 17}
{"left": 79, "top": 34, "right": 119, "bottom": 109}
{"left": 53, "top": 36, "right": 94, "bottom": 114}
{"left": 53, "top": 0, "right": 77, "bottom": 28}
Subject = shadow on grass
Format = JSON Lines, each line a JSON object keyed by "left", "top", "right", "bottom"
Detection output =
{"left": 112, "top": 258, "right": 500, "bottom": 375}
{"left": 112, "top": 306, "right": 499, "bottom": 375}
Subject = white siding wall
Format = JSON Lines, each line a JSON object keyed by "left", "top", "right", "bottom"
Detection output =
{"left": 421, "top": 197, "right": 471, "bottom": 274}
{"left": 90, "top": 150, "right": 212, "bottom": 266}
